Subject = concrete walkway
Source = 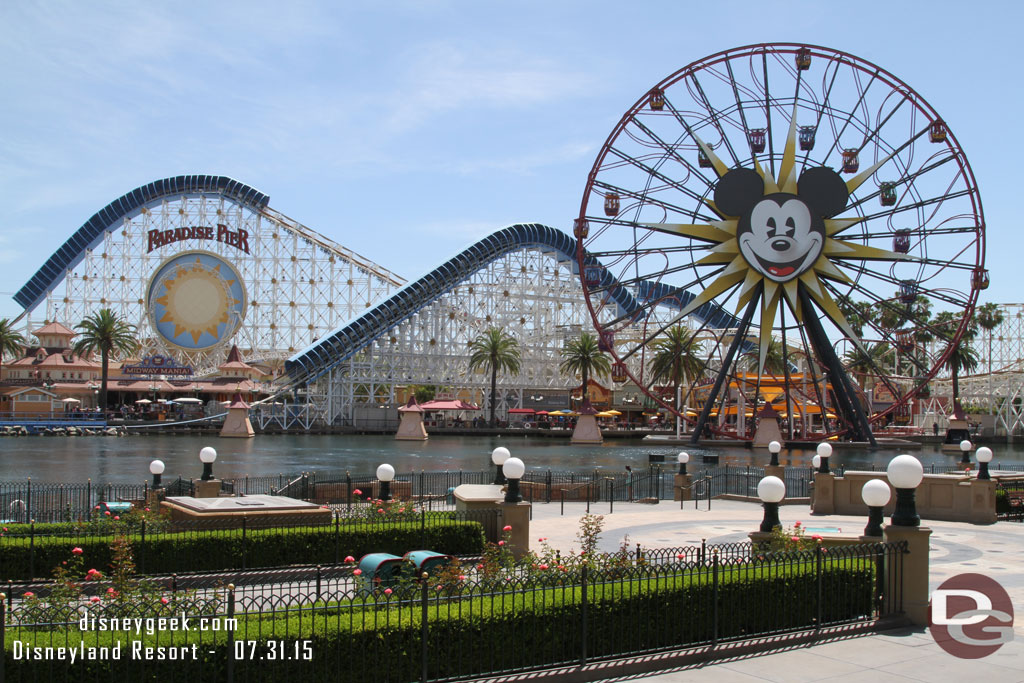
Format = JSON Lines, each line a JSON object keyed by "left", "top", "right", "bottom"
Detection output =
{"left": 516, "top": 499, "right": 1024, "bottom": 682}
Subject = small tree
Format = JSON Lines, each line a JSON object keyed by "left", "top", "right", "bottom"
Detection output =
{"left": 0, "top": 318, "right": 26, "bottom": 381}
{"left": 468, "top": 328, "right": 521, "bottom": 427}
{"left": 559, "top": 332, "right": 611, "bottom": 406}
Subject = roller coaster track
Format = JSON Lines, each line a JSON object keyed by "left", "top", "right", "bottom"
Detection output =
{"left": 284, "top": 223, "right": 741, "bottom": 387}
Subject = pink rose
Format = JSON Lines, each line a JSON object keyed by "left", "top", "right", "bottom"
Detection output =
{"left": 144, "top": 508, "right": 150, "bottom": 512}
{"left": 107, "top": 588, "right": 117, "bottom": 595}
{"left": 72, "top": 547, "right": 83, "bottom": 555}
{"left": 458, "top": 575, "right": 466, "bottom": 581}
{"left": 793, "top": 521, "right": 801, "bottom": 528}
{"left": 502, "top": 525, "right": 512, "bottom": 531}
{"left": 676, "top": 553, "right": 684, "bottom": 560}
{"left": 384, "top": 588, "right": 393, "bottom": 595}
{"left": 353, "top": 489, "right": 362, "bottom": 496}
{"left": 476, "top": 564, "right": 484, "bottom": 570}
{"left": 538, "top": 564, "right": 548, "bottom": 570}
{"left": 811, "top": 534, "right": 822, "bottom": 541}
{"left": 161, "top": 597, "right": 169, "bottom": 605}
{"left": 498, "top": 541, "right": 505, "bottom": 546}
{"left": 113, "top": 516, "right": 120, "bottom": 521}
{"left": 344, "top": 556, "right": 356, "bottom": 563}
{"left": 23, "top": 591, "right": 34, "bottom": 598}
{"left": 353, "top": 569, "right": 362, "bottom": 576}
{"left": 377, "top": 508, "right": 384, "bottom": 514}
{"left": 90, "top": 596, "right": 101, "bottom": 603}
{"left": 104, "top": 511, "right": 110, "bottom": 516}
{"left": 791, "top": 536, "right": 800, "bottom": 543}
{"left": 94, "top": 506, "right": 101, "bottom": 510}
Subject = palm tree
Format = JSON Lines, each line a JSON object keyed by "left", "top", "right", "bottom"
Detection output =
{"left": 72, "top": 309, "right": 139, "bottom": 414}
{"left": 0, "top": 318, "right": 26, "bottom": 382}
{"left": 945, "top": 341, "right": 979, "bottom": 411}
{"left": 467, "top": 328, "right": 521, "bottom": 427}
{"left": 742, "top": 337, "right": 787, "bottom": 375}
{"left": 976, "top": 303, "right": 1005, "bottom": 412}
{"left": 649, "top": 325, "right": 704, "bottom": 410}
{"left": 843, "top": 343, "right": 894, "bottom": 390}
{"left": 559, "top": 332, "right": 611, "bottom": 408}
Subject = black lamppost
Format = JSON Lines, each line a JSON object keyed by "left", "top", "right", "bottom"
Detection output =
{"left": 976, "top": 446, "right": 993, "bottom": 480}
{"left": 816, "top": 442, "right": 832, "bottom": 474}
{"left": 677, "top": 451, "right": 689, "bottom": 475}
{"left": 887, "top": 454, "right": 923, "bottom": 527}
{"left": 960, "top": 439, "right": 972, "bottom": 466}
{"left": 757, "top": 476, "right": 785, "bottom": 533}
{"left": 377, "top": 463, "right": 395, "bottom": 501}
{"left": 503, "top": 457, "right": 525, "bottom": 503}
{"left": 150, "top": 459, "right": 165, "bottom": 489}
{"left": 861, "top": 479, "right": 891, "bottom": 537}
{"left": 491, "top": 447, "right": 510, "bottom": 485}
{"left": 199, "top": 446, "right": 217, "bottom": 481}
{"left": 768, "top": 440, "right": 781, "bottom": 467}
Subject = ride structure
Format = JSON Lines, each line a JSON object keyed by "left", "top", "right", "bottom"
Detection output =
{"left": 574, "top": 43, "right": 986, "bottom": 443}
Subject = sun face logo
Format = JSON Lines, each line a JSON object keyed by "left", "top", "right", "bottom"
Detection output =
{"left": 643, "top": 103, "right": 913, "bottom": 373}
{"left": 147, "top": 251, "right": 247, "bottom": 350}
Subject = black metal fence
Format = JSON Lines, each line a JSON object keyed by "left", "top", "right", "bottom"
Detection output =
{"left": 0, "top": 540, "right": 905, "bottom": 682}
{"left": 5, "top": 460, "right": 1019, "bottom": 523}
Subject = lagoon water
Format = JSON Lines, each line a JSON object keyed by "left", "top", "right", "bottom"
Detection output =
{"left": 2, "top": 433, "right": 1024, "bottom": 484}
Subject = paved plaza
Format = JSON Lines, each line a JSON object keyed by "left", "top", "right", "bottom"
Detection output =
{"left": 515, "top": 499, "right": 1024, "bottom": 683}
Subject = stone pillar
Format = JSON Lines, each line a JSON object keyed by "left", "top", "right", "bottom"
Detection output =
{"left": 570, "top": 415, "right": 603, "bottom": 445}
{"left": 220, "top": 406, "right": 255, "bottom": 438}
{"left": 194, "top": 479, "right": 221, "bottom": 498}
{"left": 395, "top": 411, "right": 428, "bottom": 441}
{"left": 883, "top": 525, "right": 932, "bottom": 626}
{"left": 764, "top": 465, "right": 785, "bottom": 480}
{"left": 970, "top": 479, "right": 997, "bottom": 524}
{"left": 145, "top": 488, "right": 166, "bottom": 509}
{"left": 674, "top": 473, "right": 693, "bottom": 501}
{"left": 811, "top": 472, "right": 835, "bottom": 515}
{"left": 499, "top": 501, "right": 531, "bottom": 559}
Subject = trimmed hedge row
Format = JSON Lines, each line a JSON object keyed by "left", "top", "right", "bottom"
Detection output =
{"left": 3, "top": 560, "right": 876, "bottom": 682}
{"left": 0, "top": 521, "right": 486, "bottom": 581}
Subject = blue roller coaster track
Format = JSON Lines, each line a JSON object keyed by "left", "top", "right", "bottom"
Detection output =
{"left": 284, "top": 223, "right": 742, "bottom": 387}
{"left": 13, "top": 175, "right": 269, "bottom": 312}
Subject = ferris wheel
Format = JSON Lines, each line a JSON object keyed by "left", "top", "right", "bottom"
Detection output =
{"left": 574, "top": 43, "right": 986, "bottom": 442}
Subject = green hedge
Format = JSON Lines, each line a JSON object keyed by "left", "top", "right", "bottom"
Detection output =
{"left": 0, "top": 521, "right": 485, "bottom": 581}
{"left": 3, "top": 560, "right": 875, "bottom": 682}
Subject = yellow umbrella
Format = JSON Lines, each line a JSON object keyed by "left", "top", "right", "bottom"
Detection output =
{"left": 603, "top": 409, "right": 622, "bottom": 416}
{"left": 595, "top": 411, "right": 617, "bottom": 417}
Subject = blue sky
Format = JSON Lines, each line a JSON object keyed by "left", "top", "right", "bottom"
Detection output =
{"left": 0, "top": 0, "right": 1018, "bottom": 322}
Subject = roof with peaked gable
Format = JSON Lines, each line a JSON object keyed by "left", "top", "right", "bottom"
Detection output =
{"left": 33, "top": 322, "right": 76, "bottom": 337}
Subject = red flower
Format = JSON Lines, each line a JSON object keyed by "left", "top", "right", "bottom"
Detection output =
{"left": 538, "top": 564, "right": 549, "bottom": 570}
{"left": 458, "top": 575, "right": 467, "bottom": 581}
{"left": 113, "top": 516, "right": 120, "bottom": 521}
{"left": 476, "top": 563, "right": 484, "bottom": 570}
{"left": 160, "top": 597, "right": 169, "bottom": 605}
{"left": 144, "top": 508, "right": 150, "bottom": 512}
{"left": 107, "top": 588, "right": 117, "bottom": 596}
{"left": 502, "top": 525, "right": 512, "bottom": 531}
{"left": 793, "top": 521, "right": 801, "bottom": 528}
{"left": 23, "top": 592, "right": 34, "bottom": 598}
{"left": 104, "top": 511, "right": 110, "bottom": 516}
{"left": 498, "top": 540, "right": 505, "bottom": 546}
{"left": 94, "top": 506, "right": 100, "bottom": 510}
{"left": 90, "top": 596, "right": 101, "bottom": 604}
{"left": 790, "top": 536, "right": 800, "bottom": 543}
{"left": 344, "top": 556, "right": 355, "bottom": 563}
{"left": 384, "top": 588, "right": 393, "bottom": 595}
{"left": 676, "top": 553, "right": 684, "bottom": 560}
{"left": 353, "top": 489, "right": 362, "bottom": 496}
{"left": 353, "top": 569, "right": 362, "bottom": 576}
{"left": 72, "top": 547, "right": 83, "bottom": 555}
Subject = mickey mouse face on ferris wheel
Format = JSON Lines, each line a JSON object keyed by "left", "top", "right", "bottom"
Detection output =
{"left": 714, "top": 167, "right": 849, "bottom": 283}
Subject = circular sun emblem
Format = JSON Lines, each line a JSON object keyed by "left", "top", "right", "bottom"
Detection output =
{"left": 147, "top": 251, "right": 246, "bottom": 350}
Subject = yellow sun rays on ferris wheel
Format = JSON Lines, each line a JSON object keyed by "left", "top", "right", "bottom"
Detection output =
{"left": 155, "top": 258, "right": 240, "bottom": 345}
{"left": 643, "top": 103, "right": 914, "bottom": 374}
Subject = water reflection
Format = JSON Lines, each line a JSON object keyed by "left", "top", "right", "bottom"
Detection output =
{"left": 1, "top": 434, "right": 1021, "bottom": 484}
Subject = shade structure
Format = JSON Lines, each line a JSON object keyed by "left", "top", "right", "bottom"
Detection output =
{"left": 174, "top": 397, "right": 203, "bottom": 404}
{"left": 61, "top": 397, "right": 81, "bottom": 403}
{"left": 594, "top": 411, "right": 617, "bottom": 417}
{"left": 508, "top": 408, "right": 535, "bottom": 414}
{"left": 134, "top": 399, "right": 152, "bottom": 404}
{"left": 603, "top": 409, "right": 622, "bottom": 416}
{"left": 420, "top": 399, "right": 480, "bottom": 411}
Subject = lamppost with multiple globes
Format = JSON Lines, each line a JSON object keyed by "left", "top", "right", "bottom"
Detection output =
{"left": 861, "top": 479, "right": 891, "bottom": 537}
{"left": 491, "top": 447, "right": 510, "bottom": 485}
{"left": 976, "top": 446, "right": 993, "bottom": 480}
{"left": 768, "top": 440, "right": 781, "bottom": 467}
{"left": 816, "top": 442, "right": 832, "bottom": 474}
{"left": 199, "top": 447, "right": 217, "bottom": 481}
{"left": 887, "top": 454, "right": 923, "bottom": 527}
{"left": 502, "top": 457, "right": 525, "bottom": 503}
{"left": 377, "top": 463, "right": 395, "bottom": 501}
{"left": 757, "top": 476, "right": 785, "bottom": 533}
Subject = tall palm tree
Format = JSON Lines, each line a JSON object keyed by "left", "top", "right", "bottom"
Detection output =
{"left": 72, "top": 309, "right": 139, "bottom": 414}
{"left": 649, "top": 325, "right": 704, "bottom": 410}
{"left": 976, "top": 302, "right": 1005, "bottom": 412}
{"left": 559, "top": 332, "right": 611, "bottom": 408}
{"left": 467, "top": 328, "right": 521, "bottom": 427}
{"left": 0, "top": 318, "right": 26, "bottom": 382}
{"left": 945, "top": 341, "right": 979, "bottom": 411}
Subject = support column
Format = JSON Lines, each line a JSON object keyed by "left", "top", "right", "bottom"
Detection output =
{"left": 883, "top": 525, "right": 932, "bottom": 626}
{"left": 674, "top": 473, "right": 693, "bottom": 502}
{"left": 811, "top": 472, "right": 835, "bottom": 515}
{"left": 499, "top": 502, "right": 531, "bottom": 559}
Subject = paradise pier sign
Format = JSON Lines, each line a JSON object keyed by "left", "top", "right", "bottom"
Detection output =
{"left": 122, "top": 355, "right": 194, "bottom": 377}
{"left": 147, "top": 224, "right": 251, "bottom": 254}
